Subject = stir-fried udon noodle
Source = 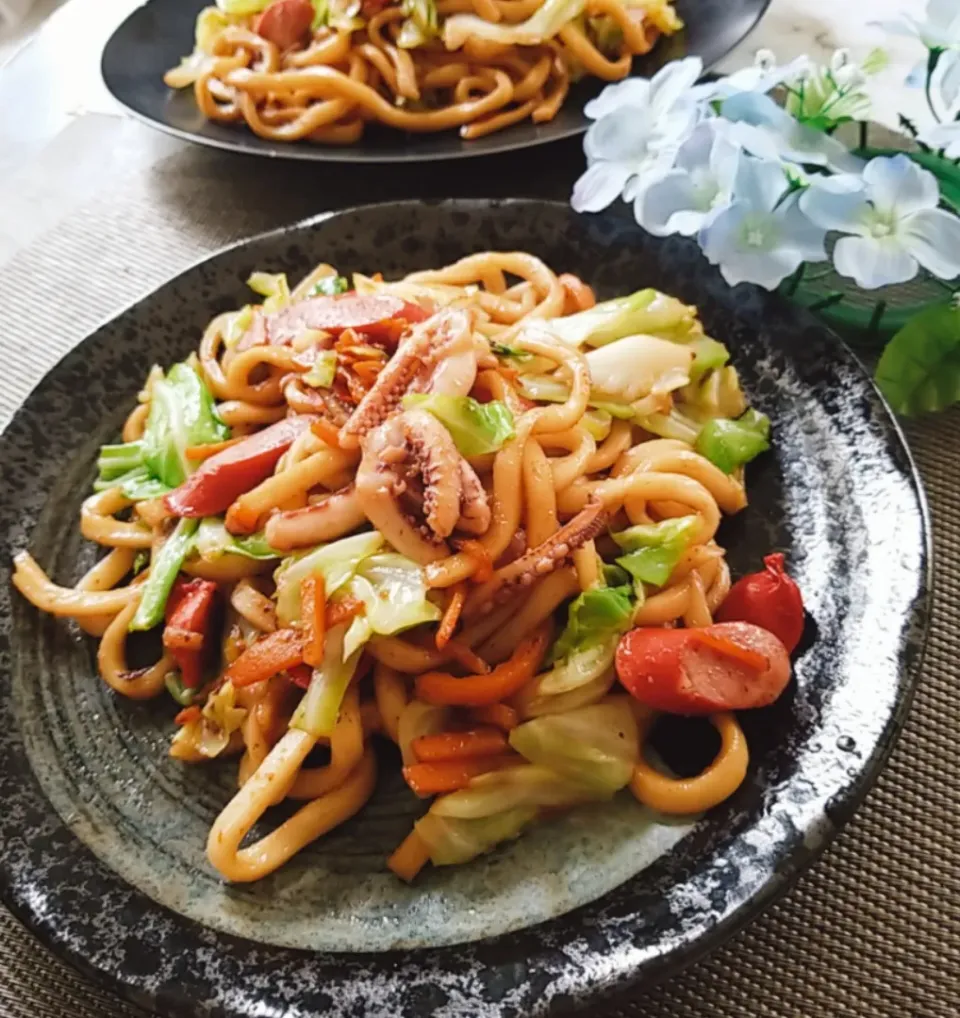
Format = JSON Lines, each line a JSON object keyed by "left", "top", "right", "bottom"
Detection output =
{"left": 164, "top": 0, "right": 681, "bottom": 143}
{"left": 13, "top": 252, "right": 781, "bottom": 883}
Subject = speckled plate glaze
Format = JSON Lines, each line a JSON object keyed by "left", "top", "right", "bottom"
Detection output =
{"left": 0, "top": 200, "right": 930, "bottom": 1018}
{"left": 100, "top": 0, "right": 770, "bottom": 162}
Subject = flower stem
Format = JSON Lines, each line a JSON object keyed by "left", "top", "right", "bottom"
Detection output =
{"left": 782, "top": 263, "right": 806, "bottom": 297}
{"left": 925, "top": 48, "right": 944, "bottom": 124}
{"left": 865, "top": 300, "right": 887, "bottom": 339}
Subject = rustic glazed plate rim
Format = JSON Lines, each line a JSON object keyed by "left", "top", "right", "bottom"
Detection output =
{"left": 0, "top": 198, "right": 933, "bottom": 1018}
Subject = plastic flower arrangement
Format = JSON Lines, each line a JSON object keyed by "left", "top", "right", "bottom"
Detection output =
{"left": 572, "top": 4, "right": 960, "bottom": 416}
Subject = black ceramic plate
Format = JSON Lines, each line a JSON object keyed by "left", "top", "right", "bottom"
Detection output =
{"left": 0, "top": 200, "right": 930, "bottom": 1018}
{"left": 100, "top": 0, "right": 770, "bottom": 162}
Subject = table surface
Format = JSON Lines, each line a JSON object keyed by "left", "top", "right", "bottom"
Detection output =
{"left": 1, "top": 2, "right": 958, "bottom": 1017}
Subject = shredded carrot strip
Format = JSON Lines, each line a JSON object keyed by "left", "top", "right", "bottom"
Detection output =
{"left": 225, "top": 628, "right": 304, "bottom": 687}
{"left": 435, "top": 584, "right": 466, "bottom": 650}
{"left": 174, "top": 705, "right": 201, "bottom": 726}
{"left": 352, "top": 360, "right": 383, "bottom": 386}
{"left": 387, "top": 829, "right": 430, "bottom": 882}
{"left": 325, "top": 596, "right": 366, "bottom": 629}
{"left": 458, "top": 539, "right": 494, "bottom": 582}
{"left": 403, "top": 754, "right": 519, "bottom": 796}
{"left": 310, "top": 418, "right": 343, "bottom": 449}
{"left": 690, "top": 629, "right": 768, "bottom": 672}
{"left": 301, "top": 575, "right": 326, "bottom": 668}
{"left": 443, "top": 639, "right": 490, "bottom": 675}
{"left": 413, "top": 727, "right": 508, "bottom": 763}
{"left": 416, "top": 625, "right": 550, "bottom": 707}
{"left": 184, "top": 437, "right": 245, "bottom": 461}
{"left": 469, "top": 703, "right": 519, "bottom": 731}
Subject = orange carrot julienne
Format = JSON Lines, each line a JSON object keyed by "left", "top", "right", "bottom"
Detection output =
{"left": 402, "top": 754, "right": 519, "bottom": 797}
{"left": 469, "top": 703, "right": 519, "bottom": 731}
{"left": 301, "top": 575, "right": 326, "bottom": 668}
{"left": 387, "top": 829, "right": 430, "bottom": 882}
{"left": 184, "top": 437, "right": 245, "bottom": 462}
{"left": 443, "top": 639, "right": 490, "bottom": 675}
{"left": 352, "top": 360, "right": 383, "bottom": 386}
{"left": 226, "top": 628, "right": 304, "bottom": 687}
{"left": 689, "top": 629, "right": 768, "bottom": 672}
{"left": 174, "top": 705, "right": 201, "bottom": 726}
{"left": 325, "top": 595, "right": 366, "bottom": 629}
{"left": 415, "top": 625, "right": 550, "bottom": 707}
{"left": 412, "top": 727, "right": 508, "bottom": 763}
{"left": 310, "top": 418, "right": 343, "bottom": 449}
{"left": 435, "top": 584, "right": 466, "bottom": 650}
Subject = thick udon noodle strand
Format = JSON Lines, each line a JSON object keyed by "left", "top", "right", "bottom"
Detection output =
{"left": 165, "top": 3, "right": 679, "bottom": 145}
{"left": 14, "top": 247, "right": 764, "bottom": 884}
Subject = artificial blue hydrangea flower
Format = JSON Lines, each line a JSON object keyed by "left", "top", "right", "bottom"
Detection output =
{"left": 699, "top": 156, "right": 828, "bottom": 289}
{"left": 691, "top": 50, "right": 812, "bottom": 102}
{"left": 719, "top": 92, "right": 864, "bottom": 174}
{"left": 634, "top": 121, "right": 742, "bottom": 237}
{"left": 571, "top": 57, "right": 703, "bottom": 214}
{"left": 799, "top": 154, "right": 960, "bottom": 288}
{"left": 921, "top": 120, "right": 960, "bottom": 157}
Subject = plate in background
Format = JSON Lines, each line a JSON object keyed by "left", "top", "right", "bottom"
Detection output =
{"left": 100, "top": 0, "right": 771, "bottom": 162}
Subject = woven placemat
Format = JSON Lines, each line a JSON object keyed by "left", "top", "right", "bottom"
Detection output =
{"left": 1, "top": 115, "right": 957, "bottom": 1018}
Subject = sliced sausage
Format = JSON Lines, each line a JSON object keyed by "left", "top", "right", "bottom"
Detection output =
{"left": 615, "top": 621, "right": 792, "bottom": 715}
{"left": 254, "top": 0, "right": 315, "bottom": 50}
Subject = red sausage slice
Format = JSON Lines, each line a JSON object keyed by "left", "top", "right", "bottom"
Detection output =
{"left": 254, "top": 0, "right": 315, "bottom": 50}
{"left": 164, "top": 415, "right": 316, "bottom": 519}
{"left": 238, "top": 294, "right": 429, "bottom": 350}
{"left": 616, "top": 621, "right": 791, "bottom": 715}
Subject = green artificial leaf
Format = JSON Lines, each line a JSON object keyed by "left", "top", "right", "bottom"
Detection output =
{"left": 875, "top": 301, "right": 960, "bottom": 415}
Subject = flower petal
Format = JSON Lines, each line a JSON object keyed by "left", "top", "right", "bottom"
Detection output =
{"left": 862, "top": 154, "right": 939, "bottom": 218}
{"left": 700, "top": 202, "right": 802, "bottom": 289}
{"left": 899, "top": 208, "right": 960, "bottom": 281}
{"left": 730, "top": 154, "right": 788, "bottom": 214}
{"left": 691, "top": 55, "right": 812, "bottom": 101}
{"left": 721, "top": 92, "right": 864, "bottom": 173}
{"left": 649, "top": 57, "right": 704, "bottom": 117}
{"left": 634, "top": 172, "right": 705, "bottom": 236}
{"left": 935, "top": 48, "right": 960, "bottom": 113}
{"left": 717, "top": 247, "right": 802, "bottom": 290}
{"left": 832, "top": 235, "right": 917, "bottom": 289}
{"left": 699, "top": 200, "right": 749, "bottom": 266}
{"left": 775, "top": 194, "right": 828, "bottom": 263}
{"left": 584, "top": 79, "right": 651, "bottom": 120}
{"left": 571, "top": 161, "right": 633, "bottom": 214}
{"left": 799, "top": 175, "right": 871, "bottom": 234}
{"left": 584, "top": 107, "right": 652, "bottom": 162}
{"left": 675, "top": 120, "right": 716, "bottom": 174}
{"left": 709, "top": 129, "right": 743, "bottom": 195}
{"left": 904, "top": 60, "right": 927, "bottom": 89}
{"left": 919, "top": 121, "right": 960, "bottom": 159}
